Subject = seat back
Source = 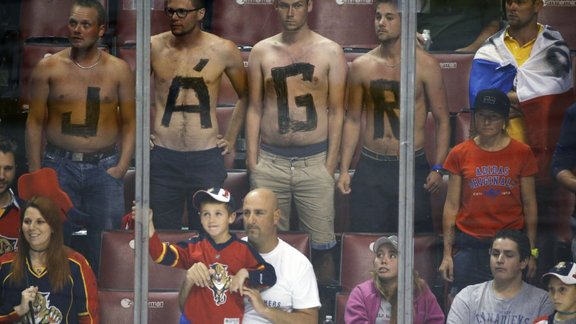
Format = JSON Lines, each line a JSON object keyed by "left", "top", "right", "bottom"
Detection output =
{"left": 339, "top": 233, "right": 440, "bottom": 292}
{"left": 539, "top": 4, "right": 576, "bottom": 50}
{"left": 309, "top": 1, "right": 376, "bottom": 48}
{"left": 433, "top": 53, "right": 474, "bottom": 114}
{"left": 98, "top": 290, "right": 181, "bottom": 324}
{"left": 99, "top": 230, "right": 197, "bottom": 290}
{"left": 211, "top": 1, "right": 279, "bottom": 46}
{"left": 222, "top": 170, "right": 250, "bottom": 210}
{"left": 334, "top": 292, "right": 350, "bottom": 324}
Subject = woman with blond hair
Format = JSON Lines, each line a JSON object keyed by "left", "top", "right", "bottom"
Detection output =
{"left": 345, "top": 235, "right": 444, "bottom": 324}
{"left": 0, "top": 196, "right": 99, "bottom": 323}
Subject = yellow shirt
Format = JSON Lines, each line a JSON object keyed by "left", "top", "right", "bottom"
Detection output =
{"left": 504, "top": 24, "right": 543, "bottom": 67}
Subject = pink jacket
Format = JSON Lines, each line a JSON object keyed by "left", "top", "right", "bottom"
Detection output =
{"left": 345, "top": 280, "right": 445, "bottom": 324}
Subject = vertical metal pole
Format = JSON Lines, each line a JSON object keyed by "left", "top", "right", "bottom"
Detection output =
{"left": 134, "top": 0, "right": 151, "bottom": 323}
{"left": 398, "top": 0, "right": 417, "bottom": 322}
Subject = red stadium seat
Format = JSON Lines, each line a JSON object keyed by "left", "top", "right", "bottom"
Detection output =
{"left": 539, "top": 4, "right": 576, "bottom": 50}
{"left": 334, "top": 292, "right": 349, "bottom": 324}
{"left": 99, "top": 230, "right": 197, "bottom": 290}
{"left": 309, "top": 1, "right": 377, "bottom": 48}
{"left": 433, "top": 53, "right": 474, "bottom": 114}
{"left": 211, "top": 1, "right": 279, "bottom": 46}
{"left": 222, "top": 170, "right": 250, "bottom": 211}
{"left": 98, "top": 290, "right": 181, "bottom": 324}
{"left": 339, "top": 233, "right": 440, "bottom": 292}
{"left": 19, "top": 0, "right": 107, "bottom": 41}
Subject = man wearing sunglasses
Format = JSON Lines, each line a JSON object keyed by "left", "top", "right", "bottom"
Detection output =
{"left": 149, "top": 0, "right": 248, "bottom": 231}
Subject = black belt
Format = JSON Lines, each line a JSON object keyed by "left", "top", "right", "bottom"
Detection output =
{"left": 45, "top": 143, "right": 117, "bottom": 164}
{"left": 361, "top": 147, "right": 425, "bottom": 161}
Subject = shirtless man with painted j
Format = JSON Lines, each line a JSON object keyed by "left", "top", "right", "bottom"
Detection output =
{"left": 150, "top": 0, "right": 248, "bottom": 230}
{"left": 25, "top": 0, "right": 135, "bottom": 272}
{"left": 246, "top": 0, "right": 347, "bottom": 282}
{"left": 337, "top": 0, "right": 450, "bottom": 233}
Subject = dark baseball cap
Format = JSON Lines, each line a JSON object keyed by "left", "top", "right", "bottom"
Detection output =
{"left": 542, "top": 261, "right": 576, "bottom": 285}
{"left": 473, "top": 89, "right": 510, "bottom": 119}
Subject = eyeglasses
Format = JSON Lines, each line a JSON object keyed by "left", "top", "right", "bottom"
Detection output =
{"left": 164, "top": 7, "right": 202, "bottom": 18}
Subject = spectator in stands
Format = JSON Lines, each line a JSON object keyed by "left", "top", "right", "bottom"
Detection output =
{"left": 148, "top": 188, "right": 276, "bottom": 324}
{"left": 416, "top": 0, "right": 502, "bottom": 52}
{"left": 336, "top": 0, "right": 450, "bottom": 234}
{"left": 468, "top": 0, "right": 574, "bottom": 184}
{"left": 0, "top": 135, "right": 23, "bottom": 256}
{"left": 245, "top": 0, "right": 347, "bottom": 283}
{"left": 534, "top": 261, "right": 576, "bottom": 324}
{"left": 25, "top": 0, "right": 136, "bottom": 273}
{"left": 345, "top": 235, "right": 445, "bottom": 324}
{"left": 551, "top": 103, "right": 576, "bottom": 260}
{"left": 439, "top": 89, "right": 538, "bottom": 294}
{"left": 0, "top": 196, "right": 99, "bottom": 323}
{"left": 446, "top": 229, "right": 553, "bottom": 323}
{"left": 180, "top": 188, "right": 321, "bottom": 323}
{"left": 149, "top": 0, "right": 248, "bottom": 231}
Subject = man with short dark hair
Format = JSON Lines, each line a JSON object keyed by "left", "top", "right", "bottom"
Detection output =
{"left": 149, "top": 0, "right": 248, "bottom": 231}
{"left": 337, "top": 0, "right": 450, "bottom": 234}
{"left": 447, "top": 229, "right": 554, "bottom": 323}
{"left": 0, "top": 135, "right": 23, "bottom": 256}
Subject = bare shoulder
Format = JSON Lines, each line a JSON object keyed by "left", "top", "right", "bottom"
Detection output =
{"left": 312, "top": 32, "right": 344, "bottom": 55}
{"left": 415, "top": 48, "right": 440, "bottom": 69}
{"left": 251, "top": 34, "right": 278, "bottom": 53}
{"left": 204, "top": 31, "right": 238, "bottom": 52}
{"left": 103, "top": 51, "right": 131, "bottom": 72}
{"left": 34, "top": 49, "right": 69, "bottom": 71}
{"left": 349, "top": 49, "right": 379, "bottom": 73}
{"left": 151, "top": 31, "right": 173, "bottom": 51}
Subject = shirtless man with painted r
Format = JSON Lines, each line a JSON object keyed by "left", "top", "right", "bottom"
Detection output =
{"left": 337, "top": 0, "right": 450, "bottom": 233}
{"left": 25, "top": 0, "right": 135, "bottom": 272}
{"left": 150, "top": 0, "right": 248, "bottom": 230}
{"left": 246, "top": 0, "right": 347, "bottom": 282}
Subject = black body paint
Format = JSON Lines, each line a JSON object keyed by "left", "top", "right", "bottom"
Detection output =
{"left": 370, "top": 79, "right": 400, "bottom": 139}
{"left": 271, "top": 63, "right": 318, "bottom": 134}
{"left": 61, "top": 87, "right": 100, "bottom": 136}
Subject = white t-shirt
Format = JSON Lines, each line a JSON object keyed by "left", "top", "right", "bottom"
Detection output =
{"left": 242, "top": 238, "right": 321, "bottom": 324}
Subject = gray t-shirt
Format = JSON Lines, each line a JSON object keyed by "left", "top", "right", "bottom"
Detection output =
{"left": 447, "top": 280, "right": 554, "bottom": 323}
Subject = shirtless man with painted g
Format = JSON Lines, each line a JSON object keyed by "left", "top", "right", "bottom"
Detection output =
{"left": 337, "top": 0, "right": 450, "bottom": 233}
{"left": 246, "top": 0, "right": 347, "bottom": 282}
{"left": 150, "top": 0, "right": 248, "bottom": 230}
{"left": 25, "top": 0, "right": 135, "bottom": 272}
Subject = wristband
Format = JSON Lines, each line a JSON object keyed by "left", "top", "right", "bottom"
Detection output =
{"left": 431, "top": 164, "right": 443, "bottom": 172}
{"left": 531, "top": 248, "right": 539, "bottom": 259}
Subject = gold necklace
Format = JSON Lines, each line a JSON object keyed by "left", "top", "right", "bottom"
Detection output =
{"left": 69, "top": 49, "right": 102, "bottom": 69}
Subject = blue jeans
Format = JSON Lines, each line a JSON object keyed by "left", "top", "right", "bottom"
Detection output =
{"left": 43, "top": 150, "right": 125, "bottom": 274}
{"left": 452, "top": 230, "right": 493, "bottom": 295}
